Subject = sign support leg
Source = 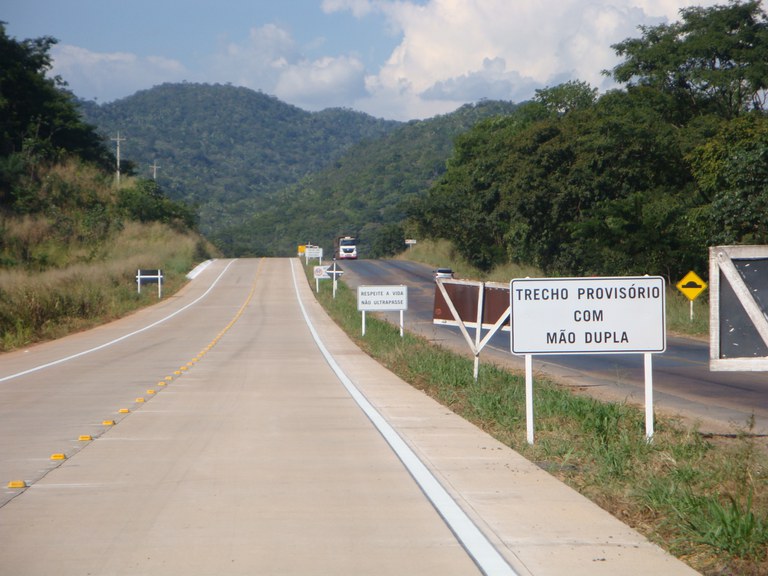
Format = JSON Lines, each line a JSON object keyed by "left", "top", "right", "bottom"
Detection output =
{"left": 644, "top": 352, "right": 654, "bottom": 440}
{"left": 362, "top": 311, "right": 366, "bottom": 336}
{"left": 399, "top": 310, "right": 404, "bottom": 338}
{"left": 525, "top": 354, "right": 534, "bottom": 445}
{"left": 472, "top": 285, "right": 484, "bottom": 382}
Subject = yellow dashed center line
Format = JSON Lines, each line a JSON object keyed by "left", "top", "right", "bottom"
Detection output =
{"left": 8, "top": 259, "right": 264, "bottom": 490}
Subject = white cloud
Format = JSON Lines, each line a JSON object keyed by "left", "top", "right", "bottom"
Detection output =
{"left": 206, "top": 24, "right": 368, "bottom": 110}
{"left": 207, "top": 24, "right": 299, "bottom": 88}
{"left": 274, "top": 55, "right": 367, "bottom": 109}
{"left": 50, "top": 0, "right": 721, "bottom": 119}
{"left": 52, "top": 45, "right": 187, "bottom": 102}
{"left": 321, "top": 0, "right": 376, "bottom": 18}
{"left": 345, "top": 0, "right": 720, "bottom": 119}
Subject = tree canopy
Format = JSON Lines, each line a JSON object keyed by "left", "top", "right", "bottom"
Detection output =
{"left": 608, "top": 0, "right": 768, "bottom": 120}
{"left": 0, "top": 22, "right": 108, "bottom": 168}
{"left": 412, "top": 0, "right": 768, "bottom": 280}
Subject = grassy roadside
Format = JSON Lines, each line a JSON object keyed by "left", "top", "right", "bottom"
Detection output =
{"left": 0, "top": 221, "right": 217, "bottom": 351}
{"left": 303, "top": 259, "right": 767, "bottom": 576}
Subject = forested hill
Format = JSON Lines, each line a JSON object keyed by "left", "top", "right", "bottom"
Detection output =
{"left": 79, "top": 83, "right": 400, "bottom": 242}
{"left": 214, "top": 99, "right": 520, "bottom": 256}
{"left": 80, "top": 83, "right": 519, "bottom": 256}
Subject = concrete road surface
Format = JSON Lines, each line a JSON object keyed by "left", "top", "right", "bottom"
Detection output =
{"left": 0, "top": 258, "right": 699, "bottom": 575}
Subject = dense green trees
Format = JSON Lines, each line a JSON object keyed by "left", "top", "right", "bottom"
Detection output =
{"left": 412, "top": 0, "right": 768, "bottom": 280}
{"left": 689, "top": 114, "right": 768, "bottom": 244}
{"left": 118, "top": 179, "right": 198, "bottom": 231}
{"left": 611, "top": 0, "right": 768, "bottom": 120}
{"left": 79, "top": 83, "right": 400, "bottom": 244}
{"left": 0, "top": 22, "right": 109, "bottom": 174}
{"left": 202, "top": 100, "right": 518, "bottom": 257}
{"left": 0, "top": 23, "right": 199, "bottom": 265}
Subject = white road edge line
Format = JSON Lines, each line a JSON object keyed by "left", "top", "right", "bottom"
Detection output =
{"left": 0, "top": 260, "right": 236, "bottom": 384}
{"left": 290, "top": 259, "right": 518, "bottom": 576}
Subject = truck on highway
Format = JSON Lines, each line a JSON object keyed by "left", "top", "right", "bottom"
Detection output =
{"left": 335, "top": 236, "right": 358, "bottom": 260}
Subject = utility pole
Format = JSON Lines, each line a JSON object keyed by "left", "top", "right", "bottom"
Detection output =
{"left": 110, "top": 131, "right": 125, "bottom": 185}
{"left": 149, "top": 161, "right": 160, "bottom": 180}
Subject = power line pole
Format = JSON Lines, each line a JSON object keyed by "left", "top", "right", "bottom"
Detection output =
{"left": 149, "top": 161, "right": 160, "bottom": 180}
{"left": 110, "top": 131, "right": 125, "bottom": 185}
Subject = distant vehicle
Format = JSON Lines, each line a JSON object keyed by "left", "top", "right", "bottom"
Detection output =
{"left": 335, "top": 236, "right": 358, "bottom": 260}
{"left": 434, "top": 267, "right": 454, "bottom": 279}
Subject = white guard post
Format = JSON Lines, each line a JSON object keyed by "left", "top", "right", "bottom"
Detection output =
{"left": 136, "top": 269, "right": 163, "bottom": 298}
{"left": 357, "top": 285, "right": 408, "bottom": 337}
{"left": 511, "top": 276, "right": 666, "bottom": 444}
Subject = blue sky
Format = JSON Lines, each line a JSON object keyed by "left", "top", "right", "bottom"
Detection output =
{"left": 4, "top": 0, "right": 718, "bottom": 121}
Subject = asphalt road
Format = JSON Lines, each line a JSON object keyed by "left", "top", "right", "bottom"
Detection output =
{"left": 338, "top": 258, "right": 768, "bottom": 435}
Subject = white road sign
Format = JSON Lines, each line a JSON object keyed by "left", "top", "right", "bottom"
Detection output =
{"left": 510, "top": 276, "right": 666, "bottom": 355}
{"left": 313, "top": 265, "right": 330, "bottom": 279}
{"left": 357, "top": 285, "right": 408, "bottom": 311}
{"left": 305, "top": 246, "right": 323, "bottom": 260}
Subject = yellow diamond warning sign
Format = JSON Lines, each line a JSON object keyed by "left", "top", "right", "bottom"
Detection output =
{"left": 676, "top": 271, "right": 707, "bottom": 301}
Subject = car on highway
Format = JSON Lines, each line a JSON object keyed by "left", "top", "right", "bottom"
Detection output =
{"left": 433, "top": 267, "right": 454, "bottom": 279}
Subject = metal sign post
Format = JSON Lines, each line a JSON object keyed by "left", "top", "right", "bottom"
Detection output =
{"left": 357, "top": 285, "right": 408, "bottom": 337}
{"left": 305, "top": 245, "right": 323, "bottom": 265}
{"left": 313, "top": 265, "right": 330, "bottom": 293}
{"left": 510, "top": 276, "right": 666, "bottom": 444}
{"left": 676, "top": 270, "right": 707, "bottom": 321}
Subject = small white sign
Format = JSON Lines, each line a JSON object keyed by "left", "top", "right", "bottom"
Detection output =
{"left": 314, "top": 265, "right": 330, "bottom": 279}
{"left": 510, "top": 276, "right": 666, "bottom": 355}
{"left": 357, "top": 285, "right": 408, "bottom": 311}
{"left": 305, "top": 246, "right": 323, "bottom": 260}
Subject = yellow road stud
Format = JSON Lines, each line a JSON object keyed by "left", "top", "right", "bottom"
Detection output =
{"left": 136, "top": 397, "right": 145, "bottom": 403}
{"left": 147, "top": 389, "right": 156, "bottom": 395}
{"left": 50, "top": 453, "right": 66, "bottom": 460}
{"left": 118, "top": 408, "right": 130, "bottom": 414}
{"left": 7, "top": 480, "right": 26, "bottom": 488}
{"left": 78, "top": 435, "right": 92, "bottom": 441}
{"left": 102, "top": 420, "right": 115, "bottom": 426}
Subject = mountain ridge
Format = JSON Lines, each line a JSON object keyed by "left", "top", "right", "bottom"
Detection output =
{"left": 79, "top": 83, "right": 519, "bottom": 256}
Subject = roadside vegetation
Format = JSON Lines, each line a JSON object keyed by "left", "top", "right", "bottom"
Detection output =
{"left": 304, "top": 258, "right": 767, "bottom": 575}
{"left": 0, "top": 213, "right": 213, "bottom": 351}
{"left": 0, "top": 24, "right": 216, "bottom": 352}
{"left": 406, "top": 1, "right": 768, "bottom": 291}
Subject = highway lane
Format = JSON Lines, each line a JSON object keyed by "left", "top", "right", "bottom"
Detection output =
{"left": 0, "top": 258, "right": 489, "bottom": 575}
{"left": 0, "top": 258, "right": 244, "bottom": 505}
{"left": 339, "top": 258, "right": 768, "bottom": 435}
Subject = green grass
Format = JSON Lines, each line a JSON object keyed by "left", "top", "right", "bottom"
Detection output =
{"left": 305, "top": 260, "right": 768, "bottom": 576}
